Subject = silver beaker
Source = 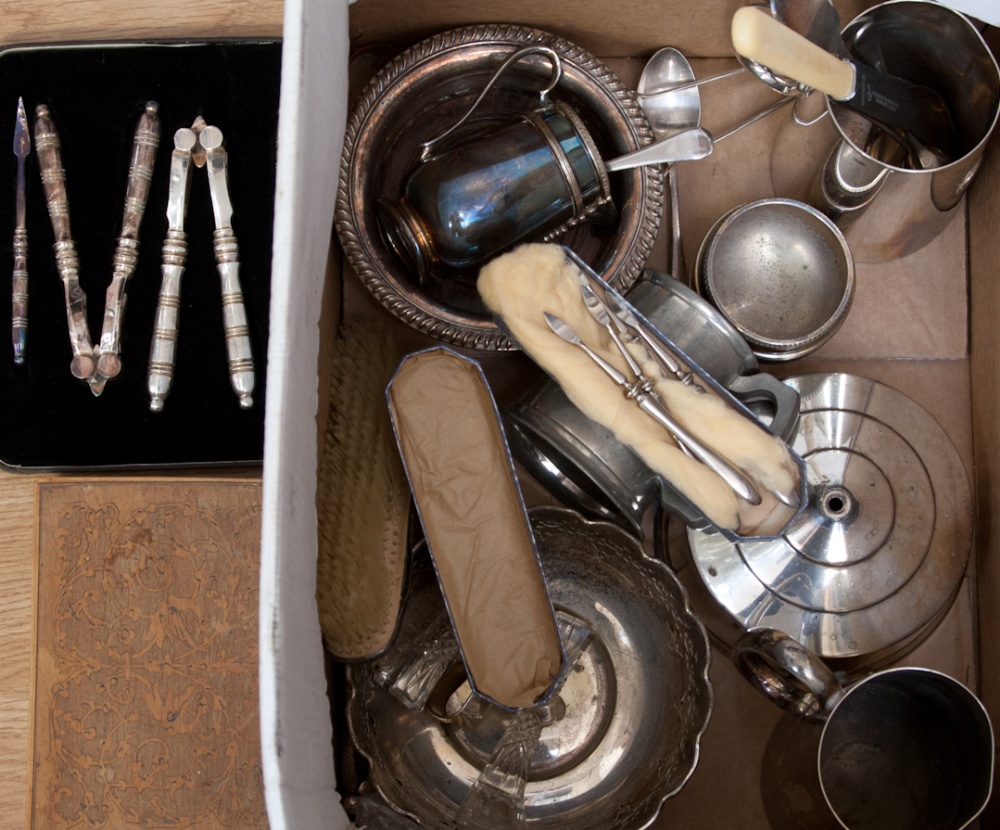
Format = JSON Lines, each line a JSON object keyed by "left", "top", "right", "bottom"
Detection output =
{"left": 796, "top": 0, "right": 999, "bottom": 262}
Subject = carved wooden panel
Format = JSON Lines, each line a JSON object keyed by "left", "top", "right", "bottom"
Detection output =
{"left": 30, "top": 480, "right": 267, "bottom": 829}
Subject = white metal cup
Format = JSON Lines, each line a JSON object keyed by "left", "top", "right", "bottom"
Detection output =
{"left": 734, "top": 628, "right": 994, "bottom": 830}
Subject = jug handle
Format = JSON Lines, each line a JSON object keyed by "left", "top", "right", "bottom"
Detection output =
{"left": 731, "top": 628, "right": 845, "bottom": 720}
{"left": 419, "top": 45, "right": 563, "bottom": 162}
{"left": 727, "top": 372, "right": 800, "bottom": 441}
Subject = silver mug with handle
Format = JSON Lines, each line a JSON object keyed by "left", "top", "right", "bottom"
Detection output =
{"left": 733, "top": 628, "right": 994, "bottom": 830}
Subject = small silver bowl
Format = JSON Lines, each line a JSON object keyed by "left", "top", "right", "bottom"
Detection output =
{"left": 694, "top": 199, "right": 855, "bottom": 362}
{"left": 335, "top": 25, "right": 664, "bottom": 351}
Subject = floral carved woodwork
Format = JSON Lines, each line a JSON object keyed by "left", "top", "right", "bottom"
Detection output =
{"left": 31, "top": 481, "right": 266, "bottom": 829}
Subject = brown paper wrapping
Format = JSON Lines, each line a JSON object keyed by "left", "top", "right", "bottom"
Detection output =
{"left": 387, "top": 348, "right": 563, "bottom": 709}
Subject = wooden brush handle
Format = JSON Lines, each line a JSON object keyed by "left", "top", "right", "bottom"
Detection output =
{"left": 731, "top": 5, "right": 855, "bottom": 99}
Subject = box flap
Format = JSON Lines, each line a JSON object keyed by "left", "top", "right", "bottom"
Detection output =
{"left": 259, "top": 0, "right": 352, "bottom": 828}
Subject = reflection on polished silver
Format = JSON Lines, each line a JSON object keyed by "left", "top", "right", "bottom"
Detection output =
{"left": 694, "top": 199, "right": 855, "bottom": 362}
{"left": 34, "top": 104, "right": 95, "bottom": 382}
{"left": 684, "top": 373, "right": 973, "bottom": 673}
{"left": 417, "top": 45, "right": 562, "bottom": 163}
{"left": 810, "top": 0, "right": 1000, "bottom": 262}
{"left": 601, "top": 287, "right": 701, "bottom": 391}
{"left": 503, "top": 269, "right": 802, "bottom": 537}
{"left": 148, "top": 117, "right": 255, "bottom": 412}
{"left": 453, "top": 614, "right": 594, "bottom": 829}
{"left": 334, "top": 24, "right": 664, "bottom": 350}
{"left": 731, "top": 628, "right": 995, "bottom": 829}
{"left": 347, "top": 506, "right": 712, "bottom": 829}
{"left": 544, "top": 310, "right": 764, "bottom": 506}
{"left": 577, "top": 280, "right": 793, "bottom": 508}
{"left": 11, "top": 97, "right": 29, "bottom": 365}
{"left": 92, "top": 102, "right": 161, "bottom": 395}
{"left": 731, "top": 627, "right": 842, "bottom": 719}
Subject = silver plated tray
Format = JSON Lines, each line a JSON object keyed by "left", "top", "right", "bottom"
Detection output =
{"left": 348, "top": 506, "right": 712, "bottom": 829}
{"left": 335, "top": 25, "right": 664, "bottom": 351}
{"left": 664, "top": 372, "right": 973, "bottom": 676}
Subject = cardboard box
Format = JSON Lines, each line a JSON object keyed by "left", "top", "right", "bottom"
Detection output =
{"left": 259, "top": 1, "right": 1000, "bottom": 828}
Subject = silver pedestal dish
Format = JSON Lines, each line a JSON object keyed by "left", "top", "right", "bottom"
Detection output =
{"left": 335, "top": 25, "right": 664, "bottom": 351}
{"left": 348, "top": 506, "right": 712, "bottom": 829}
{"left": 662, "top": 372, "right": 973, "bottom": 676}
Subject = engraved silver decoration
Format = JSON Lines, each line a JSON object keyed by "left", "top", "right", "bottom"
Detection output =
{"left": 91, "top": 101, "right": 161, "bottom": 394}
{"left": 34, "top": 103, "right": 95, "bottom": 381}
{"left": 11, "top": 97, "right": 29, "bottom": 365}
{"left": 148, "top": 117, "right": 254, "bottom": 412}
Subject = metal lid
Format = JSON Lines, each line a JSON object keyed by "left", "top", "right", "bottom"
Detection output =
{"left": 683, "top": 373, "right": 972, "bottom": 666}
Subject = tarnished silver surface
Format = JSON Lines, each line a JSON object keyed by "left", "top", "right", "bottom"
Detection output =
{"left": 11, "top": 97, "right": 28, "bottom": 365}
{"left": 335, "top": 24, "right": 664, "bottom": 351}
{"left": 348, "top": 506, "right": 712, "bottom": 830}
{"left": 695, "top": 199, "right": 854, "bottom": 362}
{"left": 34, "top": 104, "right": 94, "bottom": 381}
{"left": 680, "top": 373, "right": 973, "bottom": 672}
{"left": 92, "top": 101, "right": 160, "bottom": 393}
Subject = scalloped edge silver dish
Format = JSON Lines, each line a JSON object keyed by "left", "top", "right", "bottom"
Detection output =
{"left": 335, "top": 24, "right": 664, "bottom": 351}
{"left": 347, "top": 505, "right": 712, "bottom": 829}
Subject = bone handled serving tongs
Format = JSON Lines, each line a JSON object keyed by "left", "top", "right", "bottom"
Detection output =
{"left": 91, "top": 102, "right": 161, "bottom": 395}
{"left": 148, "top": 116, "right": 255, "bottom": 412}
{"left": 34, "top": 104, "right": 95, "bottom": 381}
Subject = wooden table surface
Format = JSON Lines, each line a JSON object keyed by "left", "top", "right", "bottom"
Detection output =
{"left": 0, "top": 4, "right": 283, "bottom": 827}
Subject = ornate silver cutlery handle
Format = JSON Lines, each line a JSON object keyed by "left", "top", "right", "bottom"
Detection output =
{"left": 94, "top": 101, "right": 160, "bottom": 393}
{"left": 34, "top": 103, "right": 94, "bottom": 381}
{"left": 544, "top": 311, "right": 763, "bottom": 506}
{"left": 147, "top": 126, "right": 196, "bottom": 412}
{"left": 201, "top": 124, "right": 254, "bottom": 409}
{"left": 11, "top": 97, "right": 29, "bottom": 365}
